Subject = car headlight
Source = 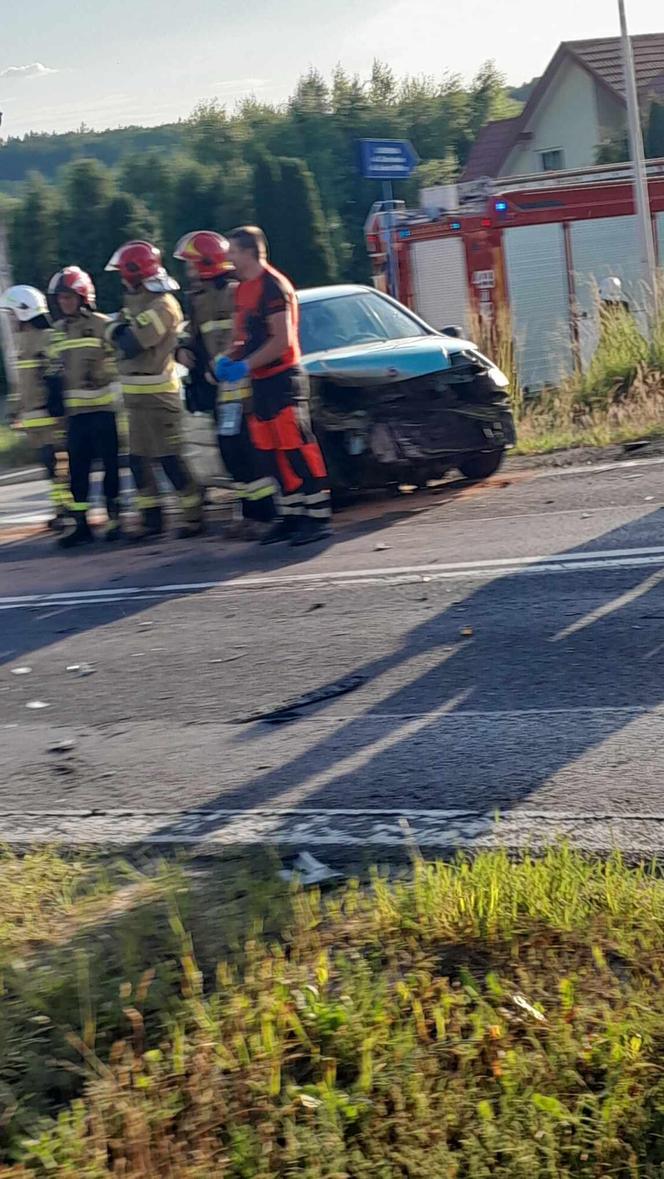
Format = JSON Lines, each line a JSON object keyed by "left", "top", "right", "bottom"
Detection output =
{"left": 487, "top": 365, "right": 509, "bottom": 388}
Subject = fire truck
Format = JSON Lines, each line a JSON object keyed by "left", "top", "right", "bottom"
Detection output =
{"left": 365, "top": 160, "right": 664, "bottom": 390}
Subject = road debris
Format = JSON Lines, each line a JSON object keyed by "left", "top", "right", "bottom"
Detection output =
{"left": 26, "top": 701, "right": 49, "bottom": 710}
{"left": 48, "top": 739, "right": 76, "bottom": 754}
{"left": 460, "top": 627, "right": 474, "bottom": 638}
{"left": 279, "top": 851, "right": 341, "bottom": 885}
{"left": 236, "top": 673, "right": 367, "bottom": 725}
{"left": 66, "top": 663, "right": 96, "bottom": 676}
{"left": 10, "top": 666, "right": 32, "bottom": 676}
{"left": 305, "top": 602, "right": 326, "bottom": 613}
{"left": 512, "top": 993, "right": 546, "bottom": 1022}
{"left": 374, "top": 542, "right": 390, "bottom": 551}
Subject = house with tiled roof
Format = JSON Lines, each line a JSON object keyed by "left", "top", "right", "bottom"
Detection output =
{"left": 462, "top": 34, "right": 664, "bottom": 181}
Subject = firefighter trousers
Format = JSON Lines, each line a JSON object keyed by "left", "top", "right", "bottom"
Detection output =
{"left": 247, "top": 368, "right": 331, "bottom": 522}
{"left": 22, "top": 423, "right": 70, "bottom": 518}
{"left": 40, "top": 443, "right": 71, "bottom": 518}
{"left": 215, "top": 407, "right": 276, "bottom": 524}
{"left": 67, "top": 412, "right": 120, "bottom": 516}
{"left": 127, "top": 401, "right": 203, "bottom": 526}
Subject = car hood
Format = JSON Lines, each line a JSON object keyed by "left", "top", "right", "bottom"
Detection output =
{"left": 303, "top": 335, "right": 481, "bottom": 386}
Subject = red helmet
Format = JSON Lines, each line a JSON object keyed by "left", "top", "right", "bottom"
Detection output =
{"left": 105, "top": 240, "right": 164, "bottom": 288}
{"left": 48, "top": 266, "right": 96, "bottom": 308}
{"left": 173, "top": 230, "right": 233, "bottom": 279}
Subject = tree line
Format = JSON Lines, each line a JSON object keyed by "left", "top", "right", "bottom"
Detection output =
{"left": 1, "top": 61, "right": 519, "bottom": 291}
{"left": 0, "top": 59, "right": 519, "bottom": 400}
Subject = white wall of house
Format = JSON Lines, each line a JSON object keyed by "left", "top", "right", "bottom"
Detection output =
{"left": 502, "top": 59, "right": 604, "bottom": 176}
{"left": 595, "top": 85, "right": 626, "bottom": 143}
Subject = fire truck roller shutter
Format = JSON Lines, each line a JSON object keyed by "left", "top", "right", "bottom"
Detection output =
{"left": 570, "top": 216, "right": 648, "bottom": 372}
{"left": 503, "top": 223, "right": 572, "bottom": 392}
{"left": 411, "top": 238, "right": 470, "bottom": 334}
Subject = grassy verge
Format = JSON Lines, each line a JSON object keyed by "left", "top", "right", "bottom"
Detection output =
{"left": 0, "top": 425, "right": 32, "bottom": 472}
{"left": 471, "top": 299, "right": 664, "bottom": 458}
{"left": 514, "top": 383, "right": 664, "bottom": 455}
{"left": 1, "top": 845, "right": 664, "bottom": 1176}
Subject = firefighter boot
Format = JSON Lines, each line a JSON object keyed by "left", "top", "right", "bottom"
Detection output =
{"left": 47, "top": 512, "right": 67, "bottom": 535}
{"left": 290, "top": 517, "right": 333, "bottom": 547}
{"left": 176, "top": 518, "right": 207, "bottom": 540}
{"left": 131, "top": 506, "right": 164, "bottom": 543}
{"left": 58, "top": 514, "right": 95, "bottom": 550}
{"left": 104, "top": 498, "right": 123, "bottom": 543}
{"left": 260, "top": 517, "right": 299, "bottom": 546}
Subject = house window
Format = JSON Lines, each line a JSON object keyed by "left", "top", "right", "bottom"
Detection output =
{"left": 540, "top": 148, "right": 565, "bottom": 172}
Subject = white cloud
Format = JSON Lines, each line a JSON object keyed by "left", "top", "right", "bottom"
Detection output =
{"left": 213, "top": 77, "right": 267, "bottom": 90}
{"left": 0, "top": 63, "right": 57, "bottom": 81}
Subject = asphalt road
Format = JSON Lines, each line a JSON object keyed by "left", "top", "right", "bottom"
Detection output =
{"left": 3, "top": 455, "right": 664, "bottom": 855}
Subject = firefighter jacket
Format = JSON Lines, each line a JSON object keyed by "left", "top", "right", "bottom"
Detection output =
{"left": 12, "top": 321, "right": 59, "bottom": 428}
{"left": 108, "top": 288, "right": 183, "bottom": 411}
{"left": 181, "top": 277, "right": 250, "bottom": 406}
{"left": 50, "top": 308, "right": 118, "bottom": 416}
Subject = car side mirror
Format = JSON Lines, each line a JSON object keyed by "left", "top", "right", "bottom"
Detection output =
{"left": 442, "top": 324, "right": 463, "bottom": 338}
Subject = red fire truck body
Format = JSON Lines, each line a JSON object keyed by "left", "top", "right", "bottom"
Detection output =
{"left": 365, "top": 160, "right": 664, "bottom": 388}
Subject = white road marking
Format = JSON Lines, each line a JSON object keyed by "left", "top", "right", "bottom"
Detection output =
{"left": 551, "top": 568, "right": 664, "bottom": 642}
{"left": 532, "top": 455, "right": 664, "bottom": 478}
{"left": 0, "top": 807, "right": 661, "bottom": 851}
{"left": 4, "top": 544, "right": 664, "bottom": 609}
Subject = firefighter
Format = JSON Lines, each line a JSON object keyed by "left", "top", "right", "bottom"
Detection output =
{"left": 104, "top": 240, "right": 203, "bottom": 540}
{"left": 48, "top": 267, "right": 121, "bottom": 549}
{"left": 0, "top": 284, "right": 70, "bottom": 531}
{"left": 212, "top": 226, "right": 332, "bottom": 547}
{"left": 599, "top": 276, "right": 631, "bottom": 314}
{"left": 173, "top": 230, "right": 276, "bottom": 540}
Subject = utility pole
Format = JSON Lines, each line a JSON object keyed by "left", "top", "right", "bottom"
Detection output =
{"left": 618, "top": 0, "right": 659, "bottom": 318}
{"left": 0, "top": 212, "right": 18, "bottom": 405}
{"left": 0, "top": 113, "right": 18, "bottom": 404}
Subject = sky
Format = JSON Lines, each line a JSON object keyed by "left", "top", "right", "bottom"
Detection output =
{"left": 0, "top": 0, "right": 662, "bottom": 138}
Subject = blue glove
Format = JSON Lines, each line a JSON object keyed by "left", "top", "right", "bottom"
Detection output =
{"left": 213, "top": 356, "right": 250, "bottom": 383}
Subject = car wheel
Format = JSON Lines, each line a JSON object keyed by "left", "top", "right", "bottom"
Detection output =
{"left": 457, "top": 449, "right": 505, "bottom": 481}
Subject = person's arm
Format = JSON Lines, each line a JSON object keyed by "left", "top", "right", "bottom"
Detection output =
{"left": 107, "top": 296, "right": 178, "bottom": 359}
{"left": 213, "top": 277, "right": 293, "bottom": 378}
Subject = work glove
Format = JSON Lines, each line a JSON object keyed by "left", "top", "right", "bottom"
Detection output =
{"left": 212, "top": 356, "right": 249, "bottom": 384}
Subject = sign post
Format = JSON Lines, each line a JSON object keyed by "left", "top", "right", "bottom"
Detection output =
{"left": 617, "top": 0, "right": 658, "bottom": 319}
{"left": 359, "top": 139, "right": 419, "bottom": 301}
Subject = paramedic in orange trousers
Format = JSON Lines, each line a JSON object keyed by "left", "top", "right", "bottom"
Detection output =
{"left": 212, "top": 226, "right": 332, "bottom": 547}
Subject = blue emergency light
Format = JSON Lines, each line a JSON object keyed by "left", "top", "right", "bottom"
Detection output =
{"left": 495, "top": 200, "right": 508, "bottom": 212}
{"left": 449, "top": 221, "right": 461, "bottom": 231}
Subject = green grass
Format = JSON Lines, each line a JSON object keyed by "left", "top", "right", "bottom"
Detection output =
{"left": 1, "top": 845, "right": 664, "bottom": 1176}
{"left": 0, "top": 425, "right": 32, "bottom": 471}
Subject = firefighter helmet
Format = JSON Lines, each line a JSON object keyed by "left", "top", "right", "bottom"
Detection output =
{"left": 173, "top": 230, "right": 233, "bottom": 279}
{"left": 0, "top": 285, "right": 48, "bottom": 322}
{"left": 599, "top": 276, "right": 626, "bottom": 305}
{"left": 105, "top": 240, "right": 179, "bottom": 292}
{"left": 48, "top": 266, "right": 96, "bottom": 308}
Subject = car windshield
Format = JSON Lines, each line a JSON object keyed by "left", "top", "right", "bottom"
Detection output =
{"left": 299, "top": 291, "right": 431, "bottom": 355}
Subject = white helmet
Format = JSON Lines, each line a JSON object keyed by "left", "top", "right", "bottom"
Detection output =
{"left": 598, "top": 276, "right": 625, "bottom": 304}
{"left": 0, "top": 284, "right": 48, "bottom": 322}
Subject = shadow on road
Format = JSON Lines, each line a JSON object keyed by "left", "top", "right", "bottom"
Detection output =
{"left": 3, "top": 493, "right": 664, "bottom": 835}
{"left": 140, "top": 507, "right": 664, "bottom": 836}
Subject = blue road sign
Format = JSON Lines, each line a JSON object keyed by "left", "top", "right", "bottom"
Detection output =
{"left": 359, "top": 138, "right": 419, "bottom": 181}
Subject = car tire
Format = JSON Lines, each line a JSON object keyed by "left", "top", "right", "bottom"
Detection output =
{"left": 457, "top": 449, "right": 505, "bottom": 481}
